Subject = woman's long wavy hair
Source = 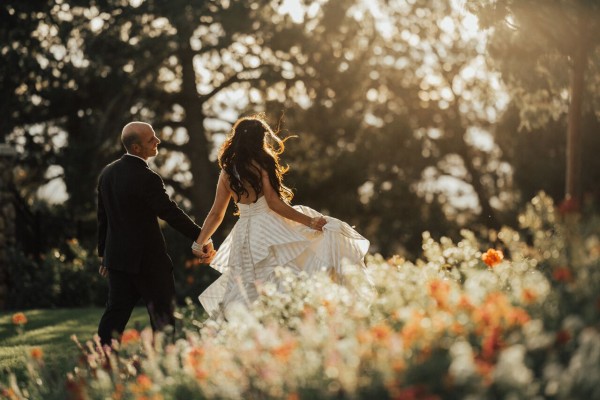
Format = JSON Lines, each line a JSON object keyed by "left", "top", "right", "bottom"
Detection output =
{"left": 218, "top": 114, "right": 294, "bottom": 204}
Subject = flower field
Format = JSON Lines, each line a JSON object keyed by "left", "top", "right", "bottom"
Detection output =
{"left": 2, "top": 193, "right": 600, "bottom": 400}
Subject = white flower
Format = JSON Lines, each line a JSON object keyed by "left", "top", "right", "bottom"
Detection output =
{"left": 449, "top": 340, "right": 477, "bottom": 385}
{"left": 493, "top": 345, "right": 534, "bottom": 389}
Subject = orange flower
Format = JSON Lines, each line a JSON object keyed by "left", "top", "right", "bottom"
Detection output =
{"left": 187, "top": 347, "right": 205, "bottom": 367}
{"left": 321, "top": 299, "right": 335, "bottom": 315}
{"left": 2, "top": 388, "right": 18, "bottom": 400}
{"left": 272, "top": 340, "right": 297, "bottom": 361}
{"left": 121, "top": 329, "right": 140, "bottom": 345}
{"left": 392, "top": 359, "right": 406, "bottom": 373}
{"left": 30, "top": 347, "right": 43, "bottom": 360}
{"left": 507, "top": 308, "right": 530, "bottom": 326}
{"left": 475, "top": 358, "right": 494, "bottom": 385}
{"left": 387, "top": 255, "right": 405, "bottom": 267}
{"left": 113, "top": 383, "right": 125, "bottom": 400}
{"left": 481, "top": 249, "right": 504, "bottom": 267}
{"left": 11, "top": 312, "right": 27, "bottom": 326}
{"left": 401, "top": 311, "right": 425, "bottom": 348}
{"left": 450, "top": 322, "right": 465, "bottom": 335}
{"left": 371, "top": 323, "right": 392, "bottom": 342}
{"left": 521, "top": 288, "right": 537, "bottom": 303}
{"left": 136, "top": 374, "right": 152, "bottom": 391}
{"left": 457, "top": 294, "right": 474, "bottom": 311}
{"left": 194, "top": 369, "right": 208, "bottom": 381}
{"left": 428, "top": 279, "right": 451, "bottom": 309}
{"left": 186, "top": 275, "right": 195, "bottom": 285}
{"left": 287, "top": 393, "right": 300, "bottom": 400}
{"left": 552, "top": 267, "right": 573, "bottom": 282}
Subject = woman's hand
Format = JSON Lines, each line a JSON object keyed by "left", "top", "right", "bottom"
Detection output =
{"left": 309, "top": 216, "right": 327, "bottom": 231}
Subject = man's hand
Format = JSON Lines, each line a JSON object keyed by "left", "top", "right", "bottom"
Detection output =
{"left": 99, "top": 257, "right": 108, "bottom": 278}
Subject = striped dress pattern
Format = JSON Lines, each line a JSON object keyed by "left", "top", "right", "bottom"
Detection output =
{"left": 199, "top": 196, "right": 372, "bottom": 318}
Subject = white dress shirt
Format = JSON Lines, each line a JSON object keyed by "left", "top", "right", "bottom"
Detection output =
{"left": 125, "top": 153, "right": 148, "bottom": 165}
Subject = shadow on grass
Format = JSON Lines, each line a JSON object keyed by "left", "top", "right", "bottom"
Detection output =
{"left": 0, "top": 307, "right": 149, "bottom": 379}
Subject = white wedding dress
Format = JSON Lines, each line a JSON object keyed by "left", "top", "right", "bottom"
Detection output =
{"left": 199, "top": 196, "right": 373, "bottom": 318}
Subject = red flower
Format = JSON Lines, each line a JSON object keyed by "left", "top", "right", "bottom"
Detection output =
{"left": 481, "top": 249, "right": 504, "bottom": 267}
{"left": 558, "top": 196, "right": 579, "bottom": 215}
{"left": 556, "top": 330, "right": 571, "bottom": 345}
{"left": 552, "top": 267, "right": 573, "bottom": 282}
{"left": 482, "top": 326, "right": 503, "bottom": 360}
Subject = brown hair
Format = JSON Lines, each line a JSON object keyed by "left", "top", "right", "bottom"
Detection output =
{"left": 218, "top": 114, "right": 294, "bottom": 203}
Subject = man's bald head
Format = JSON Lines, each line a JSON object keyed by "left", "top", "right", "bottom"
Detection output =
{"left": 121, "top": 122, "right": 160, "bottom": 160}
{"left": 121, "top": 122, "right": 151, "bottom": 152}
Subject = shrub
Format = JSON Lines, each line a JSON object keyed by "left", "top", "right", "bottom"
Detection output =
{"left": 7, "top": 239, "right": 106, "bottom": 309}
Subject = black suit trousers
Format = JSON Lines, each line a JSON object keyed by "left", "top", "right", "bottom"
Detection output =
{"left": 98, "top": 265, "right": 176, "bottom": 346}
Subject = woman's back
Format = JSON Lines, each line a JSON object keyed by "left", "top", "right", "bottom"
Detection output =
{"left": 224, "top": 163, "right": 265, "bottom": 205}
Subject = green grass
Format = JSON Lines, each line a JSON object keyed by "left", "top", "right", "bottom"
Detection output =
{"left": 0, "top": 307, "right": 149, "bottom": 378}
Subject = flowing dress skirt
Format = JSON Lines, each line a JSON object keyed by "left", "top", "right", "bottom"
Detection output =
{"left": 199, "top": 196, "right": 372, "bottom": 318}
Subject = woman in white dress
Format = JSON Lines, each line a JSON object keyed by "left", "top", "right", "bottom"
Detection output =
{"left": 194, "top": 114, "right": 372, "bottom": 318}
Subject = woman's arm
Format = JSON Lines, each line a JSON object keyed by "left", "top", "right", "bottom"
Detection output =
{"left": 261, "top": 169, "right": 326, "bottom": 231}
{"left": 195, "top": 171, "right": 232, "bottom": 245}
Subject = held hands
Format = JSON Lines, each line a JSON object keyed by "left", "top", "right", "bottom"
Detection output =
{"left": 309, "top": 216, "right": 327, "bottom": 231}
{"left": 192, "top": 240, "right": 216, "bottom": 264}
{"left": 98, "top": 257, "right": 108, "bottom": 278}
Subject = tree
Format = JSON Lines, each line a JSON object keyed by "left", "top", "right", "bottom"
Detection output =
{"left": 265, "top": 0, "right": 515, "bottom": 254}
{"left": 469, "top": 0, "right": 600, "bottom": 205}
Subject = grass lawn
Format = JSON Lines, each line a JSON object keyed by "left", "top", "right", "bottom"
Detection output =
{"left": 0, "top": 307, "right": 150, "bottom": 378}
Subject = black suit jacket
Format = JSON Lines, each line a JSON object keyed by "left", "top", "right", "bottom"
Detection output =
{"left": 97, "top": 154, "right": 201, "bottom": 274}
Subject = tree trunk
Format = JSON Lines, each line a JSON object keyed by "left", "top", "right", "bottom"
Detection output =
{"left": 565, "top": 14, "right": 589, "bottom": 203}
{"left": 178, "top": 37, "right": 217, "bottom": 223}
{"left": 0, "top": 144, "right": 17, "bottom": 309}
{"left": 459, "top": 146, "right": 501, "bottom": 229}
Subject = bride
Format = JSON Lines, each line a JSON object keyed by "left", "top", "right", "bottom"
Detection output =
{"left": 193, "top": 114, "right": 372, "bottom": 318}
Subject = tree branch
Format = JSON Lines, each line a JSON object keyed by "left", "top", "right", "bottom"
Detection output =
{"left": 156, "top": 140, "right": 184, "bottom": 152}
{"left": 198, "top": 66, "right": 271, "bottom": 102}
{"left": 162, "top": 177, "right": 193, "bottom": 199}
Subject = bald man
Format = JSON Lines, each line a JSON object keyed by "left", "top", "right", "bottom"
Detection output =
{"left": 97, "top": 122, "right": 214, "bottom": 346}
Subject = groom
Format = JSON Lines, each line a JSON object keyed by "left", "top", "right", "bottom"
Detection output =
{"left": 97, "top": 121, "right": 214, "bottom": 346}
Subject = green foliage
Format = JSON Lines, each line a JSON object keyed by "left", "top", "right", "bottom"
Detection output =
{"left": 467, "top": 0, "right": 600, "bottom": 202}
{"left": 7, "top": 239, "right": 106, "bottom": 309}
{"left": 3, "top": 0, "right": 532, "bottom": 261}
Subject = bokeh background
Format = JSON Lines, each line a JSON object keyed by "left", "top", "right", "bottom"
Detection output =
{"left": 1, "top": 0, "right": 599, "bottom": 309}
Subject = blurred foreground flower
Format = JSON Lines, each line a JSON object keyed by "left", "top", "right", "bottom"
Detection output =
{"left": 11, "top": 312, "right": 27, "bottom": 335}
{"left": 11, "top": 312, "right": 27, "bottom": 326}
{"left": 30, "top": 347, "right": 43, "bottom": 361}
{"left": 481, "top": 249, "right": 504, "bottom": 267}
{"left": 120, "top": 329, "right": 140, "bottom": 345}
{"left": 2, "top": 193, "right": 599, "bottom": 400}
